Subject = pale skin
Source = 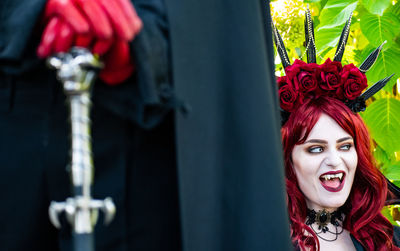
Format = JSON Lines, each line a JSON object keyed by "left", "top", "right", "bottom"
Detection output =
{"left": 291, "top": 114, "right": 358, "bottom": 251}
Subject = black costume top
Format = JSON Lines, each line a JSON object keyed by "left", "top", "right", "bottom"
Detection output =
{"left": 0, "top": 0, "right": 291, "bottom": 250}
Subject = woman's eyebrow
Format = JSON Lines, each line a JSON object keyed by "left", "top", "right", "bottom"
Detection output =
{"left": 337, "top": 137, "right": 353, "bottom": 143}
{"left": 304, "top": 137, "right": 353, "bottom": 144}
{"left": 304, "top": 139, "right": 327, "bottom": 144}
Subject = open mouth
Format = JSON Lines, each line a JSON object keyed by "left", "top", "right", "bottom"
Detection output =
{"left": 319, "top": 171, "right": 345, "bottom": 192}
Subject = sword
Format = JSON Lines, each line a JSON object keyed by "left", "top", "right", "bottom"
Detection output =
{"left": 47, "top": 47, "right": 116, "bottom": 251}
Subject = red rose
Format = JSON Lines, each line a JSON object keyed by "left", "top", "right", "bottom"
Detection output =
{"left": 320, "top": 58, "right": 342, "bottom": 91}
{"left": 285, "top": 59, "right": 319, "bottom": 93}
{"left": 297, "top": 70, "right": 318, "bottom": 92}
{"left": 335, "top": 85, "right": 345, "bottom": 100}
{"left": 285, "top": 60, "right": 303, "bottom": 90}
{"left": 277, "top": 76, "right": 298, "bottom": 112}
{"left": 277, "top": 75, "right": 288, "bottom": 89}
{"left": 341, "top": 64, "right": 368, "bottom": 100}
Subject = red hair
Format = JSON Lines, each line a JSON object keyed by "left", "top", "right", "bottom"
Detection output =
{"left": 281, "top": 96, "right": 397, "bottom": 250}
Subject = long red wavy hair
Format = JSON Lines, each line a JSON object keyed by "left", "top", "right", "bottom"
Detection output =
{"left": 281, "top": 96, "right": 396, "bottom": 250}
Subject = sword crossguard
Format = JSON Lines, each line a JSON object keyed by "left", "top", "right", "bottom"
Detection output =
{"left": 49, "top": 197, "right": 116, "bottom": 233}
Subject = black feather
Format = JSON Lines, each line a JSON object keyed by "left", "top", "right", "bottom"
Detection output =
{"left": 333, "top": 13, "right": 352, "bottom": 62}
{"left": 359, "top": 41, "right": 386, "bottom": 72}
{"left": 272, "top": 22, "right": 291, "bottom": 69}
{"left": 304, "top": 8, "right": 316, "bottom": 63}
{"left": 359, "top": 73, "right": 395, "bottom": 100}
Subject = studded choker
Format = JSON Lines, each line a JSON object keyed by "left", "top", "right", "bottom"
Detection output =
{"left": 306, "top": 208, "right": 344, "bottom": 241}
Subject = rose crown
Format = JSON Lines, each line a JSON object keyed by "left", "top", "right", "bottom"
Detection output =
{"left": 272, "top": 8, "right": 394, "bottom": 122}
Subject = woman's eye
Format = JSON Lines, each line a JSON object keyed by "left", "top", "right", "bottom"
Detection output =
{"left": 308, "top": 146, "right": 323, "bottom": 153}
{"left": 339, "top": 144, "right": 352, "bottom": 150}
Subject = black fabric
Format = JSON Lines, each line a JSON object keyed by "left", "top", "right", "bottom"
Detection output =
{"left": 166, "top": 0, "right": 291, "bottom": 250}
{"left": 0, "top": 0, "right": 181, "bottom": 250}
{"left": 0, "top": 0, "right": 46, "bottom": 73}
{"left": 0, "top": 68, "right": 181, "bottom": 251}
{"left": 351, "top": 235, "right": 365, "bottom": 251}
{"left": 95, "top": 0, "right": 176, "bottom": 129}
{"left": 393, "top": 225, "right": 400, "bottom": 247}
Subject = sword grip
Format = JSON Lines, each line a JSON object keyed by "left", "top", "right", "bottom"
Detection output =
{"left": 69, "top": 92, "right": 93, "bottom": 194}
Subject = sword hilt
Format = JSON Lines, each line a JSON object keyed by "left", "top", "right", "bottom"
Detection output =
{"left": 47, "top": 47, "right": 115, "bottom": 236}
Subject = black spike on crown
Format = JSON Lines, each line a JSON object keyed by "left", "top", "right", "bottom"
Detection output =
{"left": 333, "top": 13, "right": 352, "bottom": 62}
{"left": 359, "top": 41, "right": 387, "bottom": 73}
{"left": 304, "top": 8, "right": 316, "bottom": 63}
{"left": 271, "top": 22, "right": 291, "bottom": 69}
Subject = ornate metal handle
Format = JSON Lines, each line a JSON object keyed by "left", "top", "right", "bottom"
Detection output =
{"left": 47, "top": 48, "right": 116, "bottom": 249}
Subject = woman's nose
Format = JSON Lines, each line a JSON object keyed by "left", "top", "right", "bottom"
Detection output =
{"left": 323, "top": 149, "right": 342, "bottom": 167}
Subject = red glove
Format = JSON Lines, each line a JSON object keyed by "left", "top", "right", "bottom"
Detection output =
{"left": 37, "top": 0, "right": 143, "bottom": 85}
{"left": 100, "top": 40, "right": 135, "bottom": 85}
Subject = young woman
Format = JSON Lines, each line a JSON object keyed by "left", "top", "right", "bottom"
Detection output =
{"left": 281, "top": 96, "right": 398, "bottom": 250}
{"left": 273, "top": 8, "right": 399, "bottom": 250}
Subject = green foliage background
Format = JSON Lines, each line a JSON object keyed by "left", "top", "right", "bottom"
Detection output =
{"left": 271, "top": 0, "right": 400, "bottom": 223}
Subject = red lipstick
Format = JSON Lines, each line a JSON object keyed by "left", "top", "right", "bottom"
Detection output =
{"left": 319, "top": 171, "right": 346, "bottom": 192}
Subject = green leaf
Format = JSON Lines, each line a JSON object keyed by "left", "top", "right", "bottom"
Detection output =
{"left": 317, "top": 0, "right": 358, "bottom": 30}
{"left": 316, "top": 0, "right": 329, "bottom": 11}
{"left": 315, "top": 26, "right": 342, "bottom": 54}
{"left": 391, "top": 2, "right": 400, "bottom": 17}
{"left": 315, "top": 0, "right": 358, "bottom": 54}
{"left": 373, "top": 144, "right": 391, "bottom": 170}
{"left": 361, "top": 0, "right": 391, "bottom": 16}
{"left": 363, "top": 98, "right": 400, "bottom": 153}
{"left": 304, "top": 0, "right": 321, "bottom": 3}
{"left": 360, "top": 12, "right": 400, "bottom": 48}
{"left": 382, "top": 206, "right": 397, "bottom": 225}
{"left": 385, "top": 163, "right": 400, "bottom": 181}
{"left": 364, "top": 45, "right": 400, "bottom": 92}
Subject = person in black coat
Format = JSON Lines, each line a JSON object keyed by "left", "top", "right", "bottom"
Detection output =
{"left": 1, "top": 1, "right": 179, "bottom": 250}
{"left": 0, "top": 0, "right": 291, "bottom": 250}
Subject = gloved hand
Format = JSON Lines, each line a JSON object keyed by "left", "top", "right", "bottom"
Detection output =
{"left": 100, "top": 40, "right": 135, "bottom": 85}
{"left": 37, "top": 0, "right": 143, "bottom": 85}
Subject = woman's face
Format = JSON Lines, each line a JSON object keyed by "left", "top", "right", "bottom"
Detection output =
{"left": 291, "top": 113, "right": 358, "bottom": 211}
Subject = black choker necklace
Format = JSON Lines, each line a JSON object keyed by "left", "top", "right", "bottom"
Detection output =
{"left": 306, "top": 208, "right": 344, "bottom": 242}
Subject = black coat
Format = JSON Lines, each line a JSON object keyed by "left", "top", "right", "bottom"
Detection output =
{"left": 0, "top": 0, "right": 290, "bottom": 250}
{"left": 167, "top": 0, "right": 290, "bottom": 250}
